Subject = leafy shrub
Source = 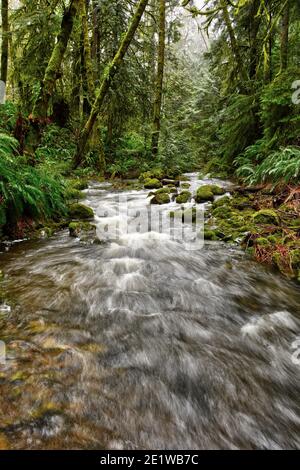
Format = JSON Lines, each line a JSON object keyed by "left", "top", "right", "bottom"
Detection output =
{"left": 35, "top": 124, "right": 76, "bottom": 163}
{"left": 0, "top": 102, "right": 18, "bottom": 133}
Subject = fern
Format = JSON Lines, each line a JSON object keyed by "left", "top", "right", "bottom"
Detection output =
{"left": 0, "top": 133, "right": 66, "bottom": 228}
{"left": 236, "top": 146, "right": 300, "bottom": 184}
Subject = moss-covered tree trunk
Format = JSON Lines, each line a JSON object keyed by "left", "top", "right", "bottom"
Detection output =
{"left": 80, "top": 0, "right": 94, "bottom": 110}
{"left": 280, "top": 0, "right": 290, "bottom": 73}
{"left": 220, "top": 0, "right": 249, "bottom": 87}
{"left": 249, "top": 0, "right": 261, "bottom": 79}
{"left": 151, "top": 0, "right": 166, "bottom": 157}
{"left": 74, "top": 0, "right": 149, "bottom": 167}
{"left": 32, "top": 0, "right": 79, "bottom": 118}
{"left": 1, "top": 0, "right": 9, "bottom": 84}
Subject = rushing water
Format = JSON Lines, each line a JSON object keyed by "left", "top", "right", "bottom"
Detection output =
{"left": 0, "top": 174, "right": 300, "bottom": 450}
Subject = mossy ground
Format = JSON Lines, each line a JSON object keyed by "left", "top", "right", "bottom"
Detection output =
{"left": 204, "top": 189, "right": 300, "bottom": 281}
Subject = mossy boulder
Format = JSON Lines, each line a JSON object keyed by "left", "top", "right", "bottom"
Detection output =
{"left": 69, "top": 203, "right": 94, "bottom": 220}
{"left": 150, "top": 192, "right": 170, "bottom": 205}
{"left": 139, "top": 169, "right": 164, "bottom": 182}
{"left": 204, "top": 229, "right": 219, "bottom": 241}
{"left": 209, "top": 185, "right": 226, "bottom": 196}
{"left": 212, "top": 196, "right": 232, "bottom": 208}
{"left": 64, "top": 188, "right": 85, "bottom": 201}
{"left": 181, "top": 183, "right": 191, "bottom": 190}
{"left": 253, "top": 209, "right": 280, "bottom": 226}
{"left": 69, "top": 179, "right": 88, "bottom": 191}
{"left": 176, "top": 191, "right": 192, "bottom": 204}
{"left": 69, "top": 222, "right": 96, "bottom": 238}
{"left": 144, "top": 178, "right": 162, "bottom": 189}
{"left": 195, "top": 186, "right": 214, "bottom": 203}
{"left": 155, "top": 187, "right": 171, "bottom": 195}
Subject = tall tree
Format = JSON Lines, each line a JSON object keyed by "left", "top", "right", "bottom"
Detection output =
{"left": 151, "top": 0, "right": 166, "bottom": 157}
{"left": 1, "top": 0, "right": 9, "bottom": 84}
{"left": 32, "top": 0, "right": 79, "bottom": 118}
{"left": 280, "top": 0, "right": 290, "bottom": 73}
{"left": 74, "top": 0, "right": 149, "bottom": 167}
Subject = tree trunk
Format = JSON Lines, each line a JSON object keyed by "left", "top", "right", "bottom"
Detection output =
{"left": 280, "top": 0, "right": 290, "bottom": 73}
{"left": 32, "top": 0, "right": 79, "bottom": 118}
{"left": 151, "top": 0, "right": 166, "bottom": 157}
{"left": 249, "top": 0, "right": 261, "bottom": 79}
{"left": 80, "top": 0, "right": 94, "bottom": 104}
{"left": 1, "top": 0, "right": 9, "bottom": 84}
{"left": 74, "top": 0, "right": 149, "bottom": 167}
{"left": 220, "top": 0, "right": 249, "bottom": 88}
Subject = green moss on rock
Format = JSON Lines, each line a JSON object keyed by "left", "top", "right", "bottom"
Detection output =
{"left": 176, "top": 191, "right": 192, "bottom": 204}
{"left": 69, "top": 221, "right": 96, "bottom": 238}
{"left": 144, "top": 178, "right": 162, "bottom": 189}
{"left": 69, "top": 203, "right": 94, "bottom": 220}
{"left": 150, "top": 192, "right": 170, "bottom": 205}
{"left": 195, "top": 186, "right": 214, "bottom": 203}
{"left": 253, "top": 209, "right": 280, "bottom": 226}
{"left": 204, "top": 229, "right": 219, "bottom": 241}
{"left": 209, "top": 185, "right": 225, "bottom": 196}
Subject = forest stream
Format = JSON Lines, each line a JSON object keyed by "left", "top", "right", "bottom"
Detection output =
{"left": 0, "top": 173, "right": 300, "bottom": 450}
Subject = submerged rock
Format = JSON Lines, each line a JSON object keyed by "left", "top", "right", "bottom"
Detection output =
{"left": 68, "top": 204, "right": 94, "bottom": 220}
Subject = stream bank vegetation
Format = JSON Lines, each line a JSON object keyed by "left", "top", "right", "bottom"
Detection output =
{"left": 0, "top": 0, "right": 300, "bottom": 280}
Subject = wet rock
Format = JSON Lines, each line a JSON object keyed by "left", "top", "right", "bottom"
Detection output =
{"left": 148, "top": 188, "right": 171, "bottom": 198}
{"left": 139, "top": 169, "right": 165, "bottom": 182}
{"left": 68, "top": 204, "right": 94, "bottom": 220}
{"left": 69, "top": 222, "right": 96, "bottom": 238}
{"left": 161, "top": 179, "right": 180, "bottom": 187}
{"left": 195, "top": 186, "right": 214, "bottom": 203}
{"left": 150, "top": 192, "right": 170, "bottom": 205}
{"left": 65, "top": 188, "right": 85, "bottom": 201}
{"left": 181, "top": 183, "right": 191, "bottom": 190}
{"left": 176, "top": 191, "right": 192, "bottom": 204}
{"left": 253, "top": 209, "right": 280, "bottom": 226}
{"left": 70, "top": 179, "right": 89, "bottom": 191}
{"left": 144, "top": 178, "right": 162, "bottom": 190}
{"left": 204, "top": 229, "right": 219, "bottom": 241}
{"left": 209, "top": 185, "right": 226, "bottom": 196}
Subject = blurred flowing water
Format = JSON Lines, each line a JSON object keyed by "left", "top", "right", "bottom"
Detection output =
{"left": 0, "top": 174, "right": 300, "bottom": 450}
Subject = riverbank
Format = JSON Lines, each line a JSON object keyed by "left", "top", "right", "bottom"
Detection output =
{"left": 203, "top": 184, "right": 300, "bottom": 282}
